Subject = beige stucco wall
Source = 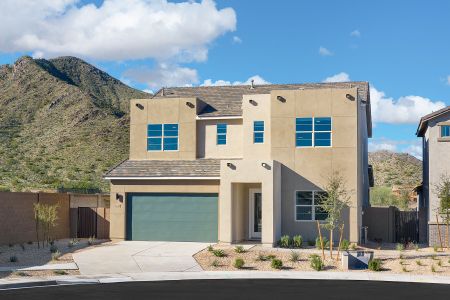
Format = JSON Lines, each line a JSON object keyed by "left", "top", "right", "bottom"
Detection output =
{"left": 109, "top": 180, "right": 220, "bottom": 240}
{"left": 219, "top": 160, "right": 281, "bottom": 246}
{"left": 196, "top": 119, "right": 243, "bottom": 158}
{"left": 270, "top": 88, "right": 361, "bottom": 242}
{"left": 424, "top": 112, "right": 450, "bottom": 223}
{"left": 129, "top": 98, "right": 198, "bottom": 160}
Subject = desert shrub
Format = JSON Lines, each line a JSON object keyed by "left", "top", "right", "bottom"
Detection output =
{"left": 431, "top": 265, "right": 436, "bottom": 273}
{"left": 350, "top": 243, "right": 357, "bottom": 250}
{"left": 234, "top": 245, "right": 245, "bottom": 253}
{"left": 292, "top": 235, "right": 303, "bottom": 248}
{"left": 280, "top": 235, "right": 290, "bottom": 248}
{"left": 211, "top": 259, "right": 220, "bottom": 267}
{"left": 10, "top": 255, "right": 18, "bottom": 263}
{"left": 368, "top": 259, "right": 382, "bottom": 271}
{"left": 340, "top": 239, "right": 350, "bottom": 251}
{"left": 88, "top": 237, "right": 95, "bottom": 245}
{"left": 234, "top": 258, "right": 245, "bottom": 269}
{"left": 396, "top": 243, "right": 405, "bottom": 251}
{"left": 256, "top": 253, "right": 269, "bottom": 261}
{"left": 315, "top": 236, "right": 329, "bottom": 249}
{"left": 207, "top": 245, "right": 214, "bottom": 252}
{"left": 52, "top": 251, "right": 61, "bottom": 261}
{"left": 289, "top": 251, "right": 300, "bottom": 262}
{"left": 438, "top": 260, "right": 442, "bottom": 267}
{"left": 433, "top": 244, "right": 439, "bottom": 252}
{"left": 49, "top": 245, "right": 58, "bottom": 253}
{"left": 402, "top": 266, "right": 409, "bottom": 272}
{"left": 53, "top": 270, "right": 68, "bottom": 275}
{"left": 267, "top": 254, "right": 276, "bottom": 260}
{"left": 212, "top": 249, "right": 226, "bottom": 257}
{"left": 309, "top": 254, "right": 324, "bottom": 271}
{"left": 271, "top": 259, "right": 283, "bottom": 269}
{"left": 416, "top": 260, "right": 423, "bottom": 266}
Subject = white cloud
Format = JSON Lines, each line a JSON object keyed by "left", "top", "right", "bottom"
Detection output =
{"left": 201, "top": 75, "right": 270, "bottom": 86}
{"left": 350, "top": 30, "right": 361, "bottom": 37}
{"left": 232, "top": 36, "right": 242, "bottom": 44}
{"left": 323, "top": 72, "right": 350, "bottom": 83}
{"left": 123, "top": 63, "right": 199, "bottom": 89}
{"left": 370, "top": 86, "right": 446, "bottom": 124}
{"left": 369, "top": 141, "right": 397, "bottom": 152}
{"left": 369, "top": 139, "right": 423, "bottom": 159}
{"left": 0, "top": 0, "right": 236, "bottom": 61}
{"left": 404, "top": 144, "right": 422, "bottom": 159}
{"left": 319, "top": 46, "right": 333, "bottom": 56}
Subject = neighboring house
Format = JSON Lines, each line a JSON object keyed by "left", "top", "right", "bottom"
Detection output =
{"left": 416, "top": 106, "right": 450, "bottom": 246}
{"left": 104, "top": 82, "right": 372, "bottom": 246}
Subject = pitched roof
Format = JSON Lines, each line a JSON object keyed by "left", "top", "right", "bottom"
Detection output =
{"left": 104, "top": 159, "right": 220, "bottom": 178}
{"left": 416, "top": 106, "right": 450, "bottom": 137}
{"left": 152, "top": 81, "right": 370, "bottom": 116}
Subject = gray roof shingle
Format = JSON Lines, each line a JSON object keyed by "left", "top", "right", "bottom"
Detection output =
{"left": 152, "top": 82, "right": 370, "bottom": 117}
{"left": 104, "top": 159, "right": 220, "bottom": 178}
{"left": 416, "top": 105, "right": 450, "bottom": 137}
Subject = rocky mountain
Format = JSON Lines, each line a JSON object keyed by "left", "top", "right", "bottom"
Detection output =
{"left": 369, "top": 150, "right": 422, "bottom": 187}
{"left": 0, "top": 56, "right": 150, "bottom": 192}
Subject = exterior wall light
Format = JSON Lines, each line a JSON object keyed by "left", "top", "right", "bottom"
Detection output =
{"left": 345, "top": 94, "right": 355, "bottom": 101}
{"left": 186, "top": 101, "right": 195, "bottom": 108}
{"left": 135, "top": 103, "right": 144, "bottom": 110}
{"left": 276, "top": 96, "right": 286, "bottom": 103}
{"left": 226, "top": 162, "right": 236, "bottom": 170}
{"left": 249, "top": 99, "right": 257, "bottom": 106}
{"left": 115, "top": 193, "right": 123, "bottom": 202}
{"left": 261, "top": 162, "right": 271, "bottom": 170}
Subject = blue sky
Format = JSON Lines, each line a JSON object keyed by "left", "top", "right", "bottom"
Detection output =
{"left": 1, "top": 0, "right": 449, "bottom": 158}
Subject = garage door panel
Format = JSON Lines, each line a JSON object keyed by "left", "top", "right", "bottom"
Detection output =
{"left": 127, "top": 193, "right": 218, "bottom": 242}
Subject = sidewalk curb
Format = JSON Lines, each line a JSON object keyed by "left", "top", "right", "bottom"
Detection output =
{"left": 0, "top": 280, "right": 58, "bottom": 290}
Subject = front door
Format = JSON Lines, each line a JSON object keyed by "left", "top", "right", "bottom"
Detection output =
{"left": 249, "top": 189, "right": 262, "bottom": 239}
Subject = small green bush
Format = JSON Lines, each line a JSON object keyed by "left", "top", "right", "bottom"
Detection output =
{"left": 234, "top": 245, "right": 245, "bottom": 253}
{"left": 207, "top": 245, "right": 214, "bottom": 252}
{"left": 309, "top": 254, "right": 324, "bottom": 271}
{"left": 292, "top": 235, "right": 303, "bottom": 248}
{"left": 271, "top": 259, "right": 283, "bottom": 269}
{"left": 433, "top": 244, "right": 439, "bottom": 252}
{"left": 315, "top": 236, "right": 329, "bottom": 249}
{"left": 438, "top": 260, "right": 442, "bottom": 267}
{"left": 211, "top": 259, "right": 220, "bottom": 267}
{"left": 289, "top": 251, "right": 300, "bottom": 262}
{"left": 234, "top": 258, "right": 245, "bottom": 269}
{"left": 350, "top": 243, "right": 357, "bottom": 250}
{"left": 368, "top": 259, "right": 382, "bottom": 271}
{"left": 68, "top": 241, "right": 74, "bottom": 248}
{"left": 256, "top": 253, "right": 268, "bottom": 261}
{"left": 340, "top": 239, "right": 350, "bottom": 251}
{"left": 280, "top": 235, "right": 290, "bottom": 248}
{"left": 402, "top": 266, "right": 409, "bottom": 272}
{"left": 53, "top": 270, "right": 68, "bottom": 275}
{"left": 88, "top": 237, "right": 95, "bottom": 245}
{"left": 267, "top": 254, "right": 276, "bottom": 260}
{"left": 396, "top": 243, "right": 405, "bottom": 251}
{"left": 10, "top": 255, "right": 18, "bottom": 263}
{"left": 212, "top": 249, "right": 226, "bottom": 257}
{"left": 50, "top": 245, "right": 58, "bottom": 253}
{"left": 431, "top": 265, "right": 436, "bottom": 273}
{"left": 416, "top": 260, "right": 423, "bottom": 266}
{"left": 52, "top": 251, "right": 61, "bottom": 261}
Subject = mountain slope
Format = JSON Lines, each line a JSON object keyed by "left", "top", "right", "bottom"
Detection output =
{"left": 0, "top": 56, "right": 150, "bottom": 192}
{"left": 369, "top": 150, "right": 422, "bottom": 187}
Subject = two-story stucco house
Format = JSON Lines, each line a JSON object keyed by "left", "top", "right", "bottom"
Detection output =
{"left": 416, "top": 106, "right": 450, "bottom": 246}
{"left": 104, "top": 82, "right": 372, "bottom": 246}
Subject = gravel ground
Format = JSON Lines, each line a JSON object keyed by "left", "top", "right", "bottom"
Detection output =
{"left": 0, "top": 239, "right": 108, "bottom": 268}
{"left": 0, "top": 269, "right": 80, "bottom": 279}
{"left": 194, "top": 244, "right": 450, "bottom": 275}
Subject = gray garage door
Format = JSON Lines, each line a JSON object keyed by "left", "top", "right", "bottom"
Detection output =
{"left": 126, "top": 193, "right": 218, "bottom": 242}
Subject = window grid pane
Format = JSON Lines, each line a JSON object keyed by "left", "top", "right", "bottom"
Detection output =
{"left": 254, "top": 121, "right": 264, "bottom": 143}
{"left": 217, "top": 123, "right": 227, "bottom": 145}
{"left": 295, "top": 191, "right": 329, "bottom": 221}
{"left": 442, "top": 125, "right": 450, "bottom": 137}
{"left": 296, "top": 118, "right": 313, "bottom": 147}
{"left": 296, "top": 117, "right": 332, "bottom": 148}
{"left": 148, "top": 123, "right": 178, "bottom": 151}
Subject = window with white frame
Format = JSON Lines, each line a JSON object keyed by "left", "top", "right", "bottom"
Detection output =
{"left": 295, "top": 191, "right": 328, "bottom": 221}
{"left": 147, "top": 123, "right": 178, "bottom": 151}
{"left": 441, "top": 125, "right": 450, "bottom": 137}
{"left": 217, "top": 123, "right": 227, "bottom": 145}
{"left": 253, "top": 121, "right": 264, "bottom": 143}
{"left": 296, "top": 117, "right": 332, "bottom": 147}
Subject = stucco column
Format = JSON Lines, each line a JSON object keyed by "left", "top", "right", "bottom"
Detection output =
{"left": 218, "top": 181, "right": 233, "bottom": 243}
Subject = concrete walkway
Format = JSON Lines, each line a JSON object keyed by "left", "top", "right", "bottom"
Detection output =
{"left": 72, "top": 241, "right": 209, "bottom": 275}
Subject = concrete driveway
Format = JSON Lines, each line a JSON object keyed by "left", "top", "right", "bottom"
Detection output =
{"left": 73, "top": 241, "right": 209, "bottom": 275}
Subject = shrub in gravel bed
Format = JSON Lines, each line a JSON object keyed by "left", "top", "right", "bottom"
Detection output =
{"left": 340, "top": 239, "right": 350, "bottom": 251}
{"left": 309, "top": 254, "right": 323, "bottom": 271}
{"left": 280, "top": 235, "right": 290, "bottom": 248}
{"left": 396, "top": 243, "right": 405, "bottom": 251}
{"left": 52, "top": 251, "right": 61, "bottom": 261}
{"left": 256, "top": 253, "right": 269, "bottom": 261}
{"left": 211, "top": 259, "right": 220, "bottom": 267}
{"left": 292, "top": 235, "right": 303, "bottom": 248}
{"left": 234, "top": 258, "right": 245, "bottom": 269}
{"left": 267, "top": 254, "right": 276, "bottom": 260}
{"left": 10, "top": 255, "right": 18, "bottom": 263}
{"left": 212, "top": 249, "right": 226, "bottom": 257}
{"left": 289, "top": 251, "right": 300, "bottom": 262}
{"left": 368, "top": 259, "right": 382, "bottom": 271}
{"left": 53, "top": 270, "right": 68, "bottom": 275}
{"left": 271, "top": 259, "right": 283, "bottom": 269}
{"left": 207, "top": 245, "right": 214, "bottom": 252}
{"left": 50, "top": 245, "right": 58, "bottom": 253}
{"left": 315, "top": 237, "right": 329, "bottom": 249}
{"left": 234, "top": 246, "right": 245, "bottom": 253}
{"left": 15, "top": 272, "right": 30, "bottom": 277}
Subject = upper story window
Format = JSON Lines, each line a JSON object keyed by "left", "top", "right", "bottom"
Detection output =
{"left": 217, "top": 123, "right": 227, "bottom": 145}
{"left": 147, "top": 123, "right": 178, "bottom": 151}
{"left": 296, "top": 117, "right": 332, "bottom": 147}
{"left": 441, "top": 125, "right": 450, "bottom": 137}
{"left": 295, "top": 191, "right": 328, "bottom": 221}
{"left": 253, "top": 121, "right": 264, "bottom": 143}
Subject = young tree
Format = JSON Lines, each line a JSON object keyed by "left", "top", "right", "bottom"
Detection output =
{"left": 319, "top": 171, "right": 351, "bottom": 259}
{"left": 434, "top": 173, "right": 450, "bottom": 249}
{"left": 33, "top": 203, "right": 59, "bottom": 247}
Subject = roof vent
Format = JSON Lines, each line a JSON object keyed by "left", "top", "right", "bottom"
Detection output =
{"left": 250, "top": 79, "right": 255, "bottom": 89}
